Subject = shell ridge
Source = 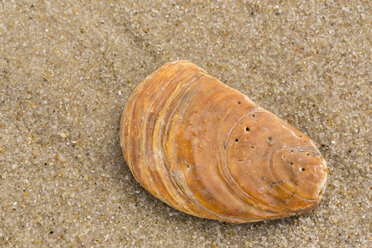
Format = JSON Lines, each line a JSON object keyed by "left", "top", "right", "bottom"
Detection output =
{"left": 132, "top": 75, "right": 176, "bottom": 195}
{"left": 150, "top": 65, "right": 206, "bottom": 207}
{"left": 157, "top": 71, "right": 252, "bottom": 222}
{"left": 161, "top": 76, "right": 226, "bottom": 218}
{"left": 170, "top": 78, "right": 265, "bottom": 221}
{"left": 139, "top": 77, "right": 174, "bottom": 200}
{"left": 157, "top": 73, "right": 210, "bottom": 212}
{"left": 173, "top": 78, "right": 273, "bottom": 220}
{"left": 268, "top": 146, "right": 299, "bottom": 203}
{"left": 267, "top": 132, "right": 322, "bottom": 203}
{"left": 222, "top": 110, "right": 306, "bottom": 215}
{"left": 129, "top": 62, "right": 202, "bottom": 203}
{"left": 124, "top": 64, "right": 173, "bottom": 183}
{"left": 139, "top": 68, "right": 198, "bottom": 196}
{"left": 222, "top": 109, "right": 284, "bottom": 215}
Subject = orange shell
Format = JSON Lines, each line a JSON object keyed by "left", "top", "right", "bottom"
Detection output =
{"left": 120, "top": 60, "right": 327, "bottom": 223}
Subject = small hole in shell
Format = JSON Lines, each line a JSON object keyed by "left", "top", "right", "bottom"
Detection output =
{"left": 235, "top": 138, "right": 239, "bottom": 142}
{"left": 306, "top": 153, "right": 310, "bottom": 156}
{"left": 290, "top": 162, "right": 294, "bottom": 166}
{"left": 301, "top": 168, "right": 305, "bottom": 171}
{"left": 237, "top": 101, "right": 241, "bottom": 104}
{"left": 290, "top": 150, "right": 294, "bottom": 153}
{"left": 245, "top": 127, "right": 250, "bottom": 132}
{"left": 267, "top": 136, "right": 272, "bottom": 141}
{"left": 251, "top": 145, "right": 255, "bottom": 149}
{"left": 252, "top": 114, "right": 255, "bottom": 117}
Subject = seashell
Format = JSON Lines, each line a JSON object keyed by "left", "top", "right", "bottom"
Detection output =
{"left": 119, "top": 60, "right": 327, "bottom": 223}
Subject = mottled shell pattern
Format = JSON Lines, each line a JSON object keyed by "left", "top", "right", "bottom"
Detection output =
{"left": 120, "top": 60, "right": 327, "bottom": 223}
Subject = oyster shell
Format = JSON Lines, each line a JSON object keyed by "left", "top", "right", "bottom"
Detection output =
{"left": 120, "top": 60, "right": 327, "bottom": 223}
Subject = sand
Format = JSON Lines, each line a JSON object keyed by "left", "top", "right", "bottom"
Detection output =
{"left": 0, "top": 0, "right": 370, "bottom": 247}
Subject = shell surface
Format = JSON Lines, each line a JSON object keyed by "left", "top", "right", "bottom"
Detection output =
{"left": 120, "top": 60, "right": 327, "bottom": 223}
